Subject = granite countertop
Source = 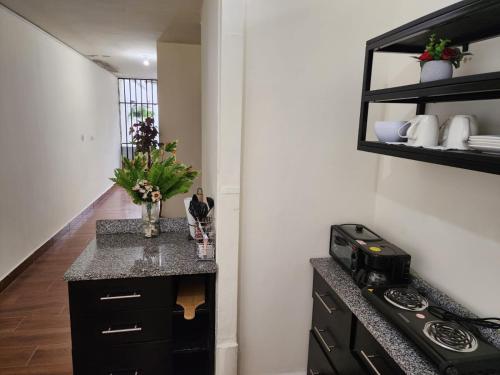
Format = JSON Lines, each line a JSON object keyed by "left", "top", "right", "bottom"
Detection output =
{"left": 310, "top": 257, "right": 500, "bottom": 375}
{"left": 64, "top": 218, "right": 217, "bottom": 282}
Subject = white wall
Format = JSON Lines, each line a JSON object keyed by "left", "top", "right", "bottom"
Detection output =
{"left": 201, "top": 0, "right": 220, "bottom": 200}
{"left": 157, "top": 42, "right": 201, "bottom": 217}
{"left": 200, "top": 1, "right": 500, "bottom": 374}
{"left": 238, "top": 1, "right": 398, "bottom": 374}
{"left": 372, "top": 0, "right": 500, "bottom": 318}
{"left": 202, "top": 1, "right": 245, "bottom": 374}
{"left": 0, "top": 6, "right": 120, "bottom": 281}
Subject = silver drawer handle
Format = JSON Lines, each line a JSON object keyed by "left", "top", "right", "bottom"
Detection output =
{"left": 360, "top": 350, "right": 381, "bottom": 375}
{"left": 309, "top": 369, "right": 320, "bottom": 375}
{"left": 313, "top": 326, "right": 335, "bottom": 352}
{"left": 109, "top": 372, "right": 139, "bottom": 375}
{"left": 102, "top": 325, "right": 142, "bottom": 335}
{"left": 314, "top": 291, "right": 336, "bottom": 314}
{"left": 100, "top": 293, "right": 141, "bottom": 301}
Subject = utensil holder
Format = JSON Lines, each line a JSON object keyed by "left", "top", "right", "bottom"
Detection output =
{"left": 190, "top": 217, "right": 216, "bottom": 261}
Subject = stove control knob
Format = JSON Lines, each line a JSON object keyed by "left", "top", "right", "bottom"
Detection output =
{"left": 445, "top": 366, "right": 459, "bottom": 375}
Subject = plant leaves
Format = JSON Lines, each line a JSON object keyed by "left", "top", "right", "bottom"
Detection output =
{"left": 111, "top": 144, "right": 198, "bottom": 203}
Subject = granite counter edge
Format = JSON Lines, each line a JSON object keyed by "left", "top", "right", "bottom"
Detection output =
{"left": 310, "top": 257, "right": 439, "bottom": 375}
{"left": 64, "top": 266, "right": 218, "bottom": 282}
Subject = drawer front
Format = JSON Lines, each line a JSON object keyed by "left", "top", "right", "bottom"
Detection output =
{"left": 307, "top": 332, "right": 337, "bottom": 375}
{"left": 69, "top": 277, "right": 173, "bottom": 315}
{"left": 72, "top": 308, "right": 171, "bottom": 347}
{"left": 312, "top": 271, "right": 350, "bottom": 323}
{"left": 312, "top": 271, "right": 364, "bottom": 375}
{"left": 312, "top": 271, "right": 353, "bottom": 349}
{"left": 73, "top": 340, "right": 171, "bottom": 375}
{"left": 354, "top": 320, "right": 404, "bottom": 375}
{"left": 173, "top": 352, "right": 210, "bottom": 375}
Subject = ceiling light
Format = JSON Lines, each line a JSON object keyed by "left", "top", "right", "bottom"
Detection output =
{"left": 143, "top": 59, "right": 150, "bottom": 66}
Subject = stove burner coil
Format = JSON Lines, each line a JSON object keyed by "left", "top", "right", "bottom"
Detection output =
{"left": 423, "top": 321, "right": 478, "bottom": 353}
{"left": 383, "top": 288, "right": 429, "bottom": 311}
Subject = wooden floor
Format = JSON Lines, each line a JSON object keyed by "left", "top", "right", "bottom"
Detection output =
{"left": 0, "top": 186, "right": 140, "bottom": 374}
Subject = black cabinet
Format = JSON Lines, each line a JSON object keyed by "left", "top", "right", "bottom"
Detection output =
{"left": 308, "top": 332, "right": 338, "bottom": 375}
{"left": 353, "top": 321, "right": 404, "bottom": 375}
{"left": 68, "top": 274, "right": 216, "bottom": 375}
{"left": 72, "top": 308, "right": 172, "bottom": 346}
{"left": 309, "top": 270, "right": 403, "bottom": 375}
{"left": 172, "top": 274, "right": 216, "bottom": 375}
{"left": 69, "top": 277, "right": 173, "bottom": 313}
{"left": 72, "top": 340, "right": 171, "bottom": 375}
{"left": 311, "top": 271, "right": 364, "bottom": 375}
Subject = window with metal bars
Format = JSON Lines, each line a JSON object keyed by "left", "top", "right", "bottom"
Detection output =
{"left": 118, "top": 78, "right": 159, "bottom": 159}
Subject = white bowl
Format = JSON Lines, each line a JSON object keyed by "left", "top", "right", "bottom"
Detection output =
{"left": 374, "top": 121, "right": 410, "bottom": 142}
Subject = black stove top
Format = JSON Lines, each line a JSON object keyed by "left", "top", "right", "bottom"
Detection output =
{"left": 423, "top": 321, "right": 478, "bottom": 354}
{"left": 363, "top": 286, "right": 500, "bottom": 375}
{"left": 384, "top": 287, "right": 429, "bottom": 311}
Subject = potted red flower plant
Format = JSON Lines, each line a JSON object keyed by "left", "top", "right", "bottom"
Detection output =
{"left": 415, "top": 34, "right": 471, "bottom": 83}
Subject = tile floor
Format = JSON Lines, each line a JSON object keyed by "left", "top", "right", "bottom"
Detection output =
{"left": 0, "top": 186, "right": 139, "bottom": 374}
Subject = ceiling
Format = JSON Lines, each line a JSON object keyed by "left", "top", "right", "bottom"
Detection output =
{"left": 0, "top": 0, "right": 202, "bottom": 78}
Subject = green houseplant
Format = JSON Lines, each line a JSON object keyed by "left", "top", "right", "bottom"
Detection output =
{"left": 111, "top": 141, "right": 198, "bottom": 237}
{"left": 415, "top": 34, "right": 471, "bottom": 82}
{"left": 129, "top": 117, "right": 159, "bottom": 167}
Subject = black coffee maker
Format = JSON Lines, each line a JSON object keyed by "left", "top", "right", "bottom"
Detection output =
{"left": 329, "top": 224, "right": 411, "bottom": 287}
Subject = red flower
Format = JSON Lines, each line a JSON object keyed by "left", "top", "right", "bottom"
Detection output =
{"left": 441, "top": 47, "right": 457, "bottom": 60}
{"left": 418, "top": 50, "right": 433, "bottom": 62}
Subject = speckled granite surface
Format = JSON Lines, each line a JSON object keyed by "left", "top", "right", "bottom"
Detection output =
{"left": 310, "top": 258, "right": 500, "bottom": 374}
{"left": 96, "top": 217, "right": 187, "bottom": 234}
{"left": 64, "top": 219, "right": 216, "bottom": 281}
{"left": 312, "top": 258, "right": 436, "bottom": 375}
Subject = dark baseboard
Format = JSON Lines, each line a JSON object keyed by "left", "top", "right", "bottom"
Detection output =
{"left": 0, "top": 185, "right": 116, "bottom": 294}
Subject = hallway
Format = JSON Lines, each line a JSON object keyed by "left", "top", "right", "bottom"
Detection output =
{"left": 0, "top": 186, "right": 139, "bottom": 374}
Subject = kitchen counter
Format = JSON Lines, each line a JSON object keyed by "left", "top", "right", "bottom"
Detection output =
{"left": 310, "top": 257, "right": 500, "bottom": 375}
{"left": 65, "top": 218, "right": 217, "bottom": 374}
{"left": 64, "top": 218, "right": 217, "bottom": 281}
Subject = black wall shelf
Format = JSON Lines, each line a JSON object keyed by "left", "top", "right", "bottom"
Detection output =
{"left": 368, "top": 0, "right": 500, "bottom": 53}
{"left": 359, "top": 141, "right": 500, "bottom": 175}
{"left": 358, "top": 0, "right": 500, "bottom": 175}
{"left": 365, "top": 72, "right": 500, "bottom": 104}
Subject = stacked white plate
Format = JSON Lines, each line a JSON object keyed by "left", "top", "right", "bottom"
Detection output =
{"left": 468, "top": 136, "right": 500, "bottom": 153}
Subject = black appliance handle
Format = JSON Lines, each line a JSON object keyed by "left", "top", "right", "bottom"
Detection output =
{"left": 333, "top": 235, "right": 349, "bottom": 246}
{"left": 360, "top": 351, "right": 382, "bottom": 375}
{"left": 354, "top": 269, "right": 367, "bottom": 287}
{"left": 313, "top": 326, "right": 335, "bottom": 352}
{"left": 313, "top": 291, "right": 336, "bottom": 314}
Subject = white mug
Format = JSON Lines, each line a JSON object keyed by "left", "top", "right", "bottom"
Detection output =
{"left": 439, "top": 115, "right": 479, "bottom": 150}
{"left": 398, "top": 115, "right": 440, "bottom": 147}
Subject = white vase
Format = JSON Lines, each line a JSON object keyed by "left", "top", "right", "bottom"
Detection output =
{"left": 420, "top": 60, "right": 453, "bottom": 83}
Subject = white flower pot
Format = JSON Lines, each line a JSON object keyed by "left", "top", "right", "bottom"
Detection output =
{"left": 420, "top": 60, "right": 453, "bottom": 83}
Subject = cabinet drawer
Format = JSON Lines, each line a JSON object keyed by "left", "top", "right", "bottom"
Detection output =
{"left": 353, "top": 320, "right": 404, "bottom": 375}
{"left": 312, "top": 271, "right": 364, "bottom": 375}
{"left": 173, "top": 351, "right": 210, "bottom": 375}
{"left": 312, "top": 323, "right": 364, "bottom": 375}
{"left": 73, "top": 340, "right": 171, "bottom": 375}
{"left": 312, "top": 271, "right": 351, "bottom": 327}
{"left": 71, "top": 308, "right": 172, "bottom": 347}
{"left": 307, "top": 332, "right": 337, "bottom": 375}
{"left": 312, "top": 270, "right": 353, "bottom": 352}
{"left": 312, "top": 271, "right": 349, "bottom": 313}
{"left": 69, "top": 277, "right": 173, "bottom": 315}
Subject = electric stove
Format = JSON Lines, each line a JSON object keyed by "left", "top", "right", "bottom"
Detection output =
{"left": 363, "top": 286, "right": 500, "bottom": 375}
